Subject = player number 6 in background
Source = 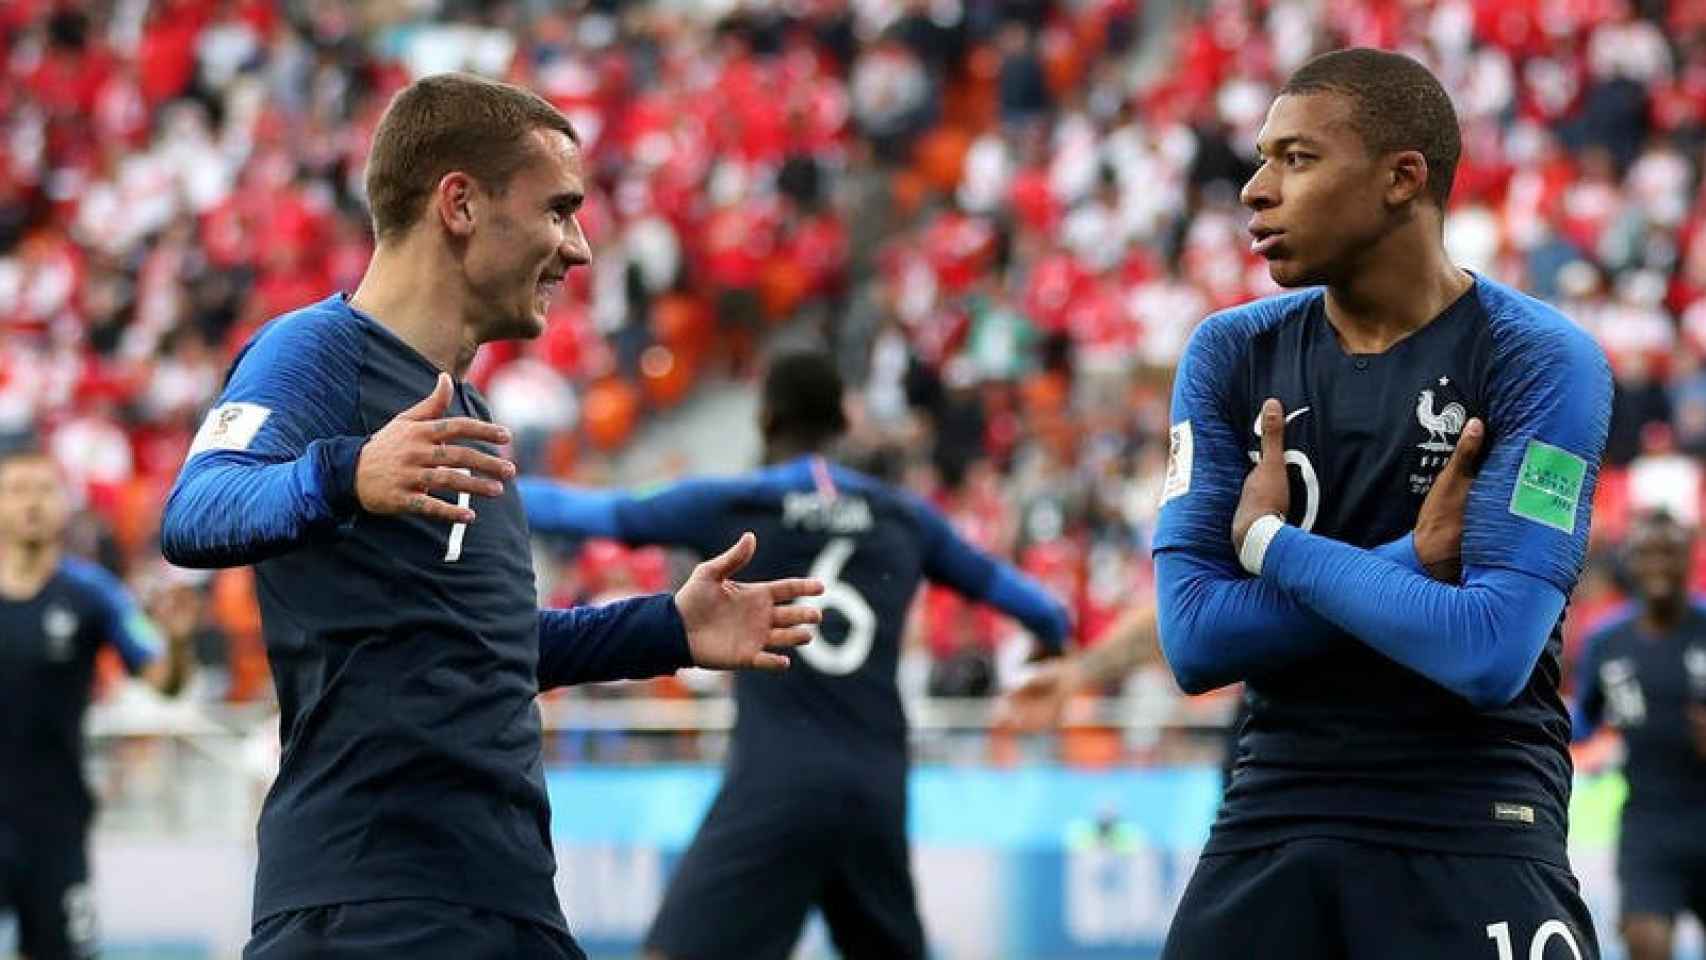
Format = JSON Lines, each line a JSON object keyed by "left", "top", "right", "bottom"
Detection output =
{"left": 1486, "top": 920, "right": 1584, "bottom": 960}
{"left": 797, "top": 538, "right": 876, "bottom": 675}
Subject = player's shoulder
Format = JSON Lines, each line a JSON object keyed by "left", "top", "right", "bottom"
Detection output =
{"left": 57, "top": 555, "right": 129, "bottom": 608}
{"left": 1470, "top": 275, "right": 1607, "bottom": 373}
{"left": 1183, "top": 288, "right": 1322, "bottom": 367}
{"left": 1688, "top": 596, "right": 1706, "bottom": 627}
{"left": 1581, "top": 602, "right": 1639, "bottom": 653}
{"left": 238, "top": 294, "right": 365, "bottom": 367}
{"left": 757, "top": 458, "right": 939, "bottom": 529}
{"left": 1198, "top": 288, "right": 1321, "bottom": 339}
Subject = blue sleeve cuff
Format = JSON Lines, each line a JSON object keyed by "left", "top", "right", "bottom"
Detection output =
{"left": 656, "top": 593, "right": 694, "bottom": 672}
{"left": 536, "top": 592, "right": 694, "bottom": 690}
{"left": 311, "top": 435, "right": 367, "bottom": 523}
{"left": 598, "top": 593, "right": 694, "bottom": 677}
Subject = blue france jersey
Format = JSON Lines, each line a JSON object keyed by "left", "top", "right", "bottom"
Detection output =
{"left": 0, "top": 558, "right": 159, "bottom": 845}
{"left": 161, "top": 296, "right": 570, "bottom": 930}
{"left": 1154, "top": 275, "right": 1611, "bottom": 864}
{"left": 1575, "top": 604, "right": 1706, "bottom": 828}
{"left": 524, "top": 458, "right": 1068, "bottom": 794}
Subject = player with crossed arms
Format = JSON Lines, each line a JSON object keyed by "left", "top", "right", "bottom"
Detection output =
{"left": 1153, "top": 48, "right": 1612, "bottom": 959}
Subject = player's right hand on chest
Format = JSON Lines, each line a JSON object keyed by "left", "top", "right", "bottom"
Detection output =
{"left": 355, "top": 372, "right": 517, "bottom": 524}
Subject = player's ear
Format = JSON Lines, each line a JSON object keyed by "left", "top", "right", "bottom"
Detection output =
{"left": 435, "top": 172, "right": 478, "bottom": 238}
{"left": 1385, "top": 150, "right": 1429, "bottom": 209}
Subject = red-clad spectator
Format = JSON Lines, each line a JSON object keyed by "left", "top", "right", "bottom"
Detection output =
{"left": 137, "top": 0, "right": 208, "bottom": 105}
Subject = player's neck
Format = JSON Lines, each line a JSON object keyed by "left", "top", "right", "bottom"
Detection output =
{"left": 350, "top": 242, "right": 481, "bottom": 377}
{"left": 0, "top": 539, "right": 60, "bottom": 600}
{"left": 1323, "top": 230, "right": 1473, "bottom": 355}
{"left": 1640, "top": 596, "right": 1687, "bottom": 633}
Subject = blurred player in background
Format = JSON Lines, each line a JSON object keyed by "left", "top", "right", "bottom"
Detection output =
{"left": 521, "top": 349, "right": 1072, "bottom": 960}
{"left": 0, "top": 449, "right": 190, "bottom": 960}
{"left": 1573, "top": 511, "right": 1706, "bottom": 960}
{"left": 1155, "top": 48, "right": 1612, "bottom": 958}
{"left": 158, "top": 74, "right": 821, "bottom": 960}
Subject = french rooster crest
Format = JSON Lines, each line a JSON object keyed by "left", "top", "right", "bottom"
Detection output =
{"left": 1416, "top": 389, "right": 1466, "bottom": 452}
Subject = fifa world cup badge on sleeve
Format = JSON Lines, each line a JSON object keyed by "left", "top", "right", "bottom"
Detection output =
{"left": 1162, "top": 421, "right": 1193, "bottom": 505}
{"left": 189, "top": 402, "right": 273, "bottom": 455}
{"left": 1509, "top": 439, "right": 1586, "bottom": 534}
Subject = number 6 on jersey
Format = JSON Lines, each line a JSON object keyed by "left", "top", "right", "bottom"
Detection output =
{"left": 797, "top": 538, "right": 876, "bottom": 675}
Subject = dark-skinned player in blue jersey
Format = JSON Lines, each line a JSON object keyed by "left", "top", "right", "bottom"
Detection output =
{"left": 520, "top": 350, "right": 1072, "bottom": 960}
{"left": 1, "top": 449, "right": 190, "bottom": 960}
{"left": 158, "top": 73, "right": 825, "bottom": 960}
{"left": 1573, "top": 510, "right": 1706, "bottom": 960}
{"left": 1154, "top": 48, "right": 1612, "bottom": 959}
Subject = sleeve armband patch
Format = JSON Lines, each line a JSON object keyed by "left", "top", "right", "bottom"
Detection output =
{"left": 189, "top": 402, "right": 273, "bottom": 455}
{"left": 1509, "top": 439, "right": 1587, "bottom": 534}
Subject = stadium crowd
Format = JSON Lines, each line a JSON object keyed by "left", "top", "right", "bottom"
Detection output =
{"left": 1, "top": 0, "right": 1703, "bottom": 717}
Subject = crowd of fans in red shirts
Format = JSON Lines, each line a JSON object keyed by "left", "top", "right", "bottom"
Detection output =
{"left": 5, "top": 0, "right": 1706, "bottom": 711}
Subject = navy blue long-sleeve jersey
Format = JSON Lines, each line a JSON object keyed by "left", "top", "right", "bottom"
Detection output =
{"left": 1574, "top": 604, "right": 1706, "bottom": 828}
{"left": 522, "top": 456, "right": 1070, "bottom": 792}
{"left": 159, "top": 295, "right": 692, "bottom": 932}
{"left": 1155, "top": 275, "right": 1611, "bottom": 866}
{"left": 0, "top": 557, "right": 160, "bottom": 847}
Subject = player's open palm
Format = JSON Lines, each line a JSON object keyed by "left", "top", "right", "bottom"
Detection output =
{"left": 355, "top": 373, "right": 516, "bottom": 524}
{"left": 675, "top": 532, "right": 825, "bottom": 671}
{"left": 1413, "top": 417, "right": 1485, "bottom": 583}
{"left": 1232, "top": 398, "right": 1292, "bottom": 551}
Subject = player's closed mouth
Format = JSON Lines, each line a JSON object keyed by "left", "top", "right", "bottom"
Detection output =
{"left": 1248, "top": 224, "right": 1284, "bottom": 256}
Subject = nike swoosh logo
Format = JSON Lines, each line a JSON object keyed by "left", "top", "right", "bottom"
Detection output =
{"left": 1253, "top": 406, "right": 1311, "bottom": 437}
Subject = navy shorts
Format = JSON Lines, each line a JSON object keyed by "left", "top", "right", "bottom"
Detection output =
{"left": 0, "top": 835, "right": 94, "bottom": 960}
{"left": 245, "top": 898, "right": 584, "bottom": 960}
{"left": 646, "top": 783, "right": 925, "bottom": 960}
{"left": 1162, "top": 838, "right": 1599, "bottom": 960}
{"left": 1618, "top": 819, "right": 1706, "bottom": 922}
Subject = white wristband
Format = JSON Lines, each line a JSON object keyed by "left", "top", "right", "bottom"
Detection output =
{"left": 1239, "top": 513, "right": 1287, "bottom": 576}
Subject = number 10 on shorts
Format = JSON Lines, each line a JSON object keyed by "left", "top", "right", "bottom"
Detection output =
{"left": 1486, "top": 920, "right": 1583, "bottom": 960}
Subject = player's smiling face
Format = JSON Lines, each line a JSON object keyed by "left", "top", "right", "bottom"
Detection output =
{"left": 1241, "top": 92, "right": 1393, "bottom": 288}
{"left": 466, "top": 127, "right": 590, "bottom": 342}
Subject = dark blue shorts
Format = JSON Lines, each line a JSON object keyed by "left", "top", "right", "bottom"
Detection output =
{"left": 646, "top": 784, "right": 924, "bottom": 960}
{"left": 244, "top": 898, "right": 584, "bottom": 960}
{"left": 0, "top": 834, "right": 94, "bottom": 960}
{"left": 1162, "top": 838, "right": 1599, "bottom": 960}
{"left": 1618, "top": 819, "right": 1706, "bottom": 921}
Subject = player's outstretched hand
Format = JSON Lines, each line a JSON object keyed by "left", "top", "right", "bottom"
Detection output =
{"left": 1413, "top": 417, "right": 1485, "bottom": 583}
{"left": 1232, "top": 398, "right": 1292, "bottom": 551}
{"left": 996, "top": 658, "right": 1086, "bottom": 732}
{"left": 355, "top": 373, "right": 516, "bottom": 524}
{"left": 674, "top": 532, "right": 825, "bottom": 672}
